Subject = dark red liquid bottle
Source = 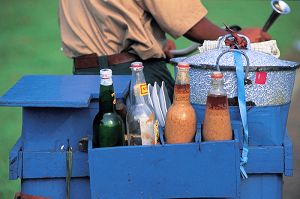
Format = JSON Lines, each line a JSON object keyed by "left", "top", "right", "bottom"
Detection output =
{"left": 203, "top": 72, "right": 232, "bottom": 141}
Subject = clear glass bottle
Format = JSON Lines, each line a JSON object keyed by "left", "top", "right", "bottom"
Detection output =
{"left": 126, "top": 62, "right": 157, "bottom": 145}
{"left": 202, "top": 71, "right": 232, "bottom": 141}
{"left": 164, "top": 62, "right": 196, "bottom": 144}
{"left": 93, "top": 69, "right": 125, "bottom": 147}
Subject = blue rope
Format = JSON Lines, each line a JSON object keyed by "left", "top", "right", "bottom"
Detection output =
{"left": 234, "top": 51, "right": 249, "bottom": 179}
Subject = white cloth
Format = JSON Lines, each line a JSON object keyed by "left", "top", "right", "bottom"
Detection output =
{"left": 198, "top": 40, "right": 280, "bottom": 58}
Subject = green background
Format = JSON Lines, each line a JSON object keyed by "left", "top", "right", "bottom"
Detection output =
{"left": 0, "top": 0, "right": 299, "bottom": 198}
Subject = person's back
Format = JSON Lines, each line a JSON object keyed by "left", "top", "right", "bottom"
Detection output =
{"left": 59, "top": 0, "right": 207, "bottom": 60}
{"left": 58, "top": 0, "right": 270, "bottom": 98}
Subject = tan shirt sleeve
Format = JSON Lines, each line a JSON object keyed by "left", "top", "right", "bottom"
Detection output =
{"left": 137, "top": 0, "right": 208, "bottom": 38}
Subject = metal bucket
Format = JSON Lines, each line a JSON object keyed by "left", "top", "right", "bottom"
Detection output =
{"left": 171, "top": 37, "right": 299, "bottom": 106}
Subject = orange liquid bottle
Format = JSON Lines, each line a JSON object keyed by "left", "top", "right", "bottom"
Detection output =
{"left": 203, "top": 71, "right": 232, "bottom": 141}
{"left": 164, "top": 62, "right": 196, "bottom": 144}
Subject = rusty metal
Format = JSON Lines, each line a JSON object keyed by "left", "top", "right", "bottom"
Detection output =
{"left": 14, "top": 192, "right": 49, "bottom": 199}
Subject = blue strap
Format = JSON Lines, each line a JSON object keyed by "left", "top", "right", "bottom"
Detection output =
{"left": 234, "top": 51, "right": 249, "bottom": 179}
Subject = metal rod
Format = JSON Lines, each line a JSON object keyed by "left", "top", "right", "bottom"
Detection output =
{"left": 66, "top": 139, "right": 72, "bottom": 199}
{"left": 169, "top": 42, "right": 200, "bottom": 57}
{"left": 262, "top": 11, "right": 280, "bottom": 32}
{"left": 262, "top": 0, "right": 291, "bottom": 32}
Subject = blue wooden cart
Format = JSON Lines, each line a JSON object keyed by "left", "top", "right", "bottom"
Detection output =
{"left": 0, "top": 75, "right": 292, "bottom": 199}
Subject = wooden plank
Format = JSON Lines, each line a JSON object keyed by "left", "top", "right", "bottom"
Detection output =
{"left": 245, "top": 146, "right": 284, "bottom": 173}
{"left": 88, "top": 141, "right": 240, "bottom": 199}
{"left": 22, "top": 151, "right": 88, "bottom": 178}
{"left": 19, "top": 145, "right": 286, "bottom": 178}
{"left": 0, "top": 75, "right": 130, "bottom": 108}
{"left": 284, "top": 130, "right": 293, "bottom": 176}
{"left": 22, "top": 178, "right": 90, "bottom": 199}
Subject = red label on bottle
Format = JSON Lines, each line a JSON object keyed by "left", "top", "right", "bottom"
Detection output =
{"left": 255, "top": 72, "right": 267, "bottom": 84}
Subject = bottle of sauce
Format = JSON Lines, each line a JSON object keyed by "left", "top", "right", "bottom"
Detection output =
{"left": 164, "top": 62, "right": 196, "bottom": 144}
{"left": 203, "top": 71, "right": 232, "bottom": 141}
{"left": 93, "top": 69, "right": 125, "bottom": 147}
{"left": 126, "top": 62, "right": 158, "bottom": 145}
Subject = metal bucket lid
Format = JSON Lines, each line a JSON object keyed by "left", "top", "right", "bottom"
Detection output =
{"left": 171, "top": 35, "right": 299, "bottom": 72}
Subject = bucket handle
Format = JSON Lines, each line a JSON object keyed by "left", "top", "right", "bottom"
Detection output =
{"left": 215, "top": 49, "right": 250, "bottom": 81}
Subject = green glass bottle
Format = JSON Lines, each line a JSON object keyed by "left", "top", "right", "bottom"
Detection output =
{"left": 93, "top": 69, "right": 125, "bottom": 148}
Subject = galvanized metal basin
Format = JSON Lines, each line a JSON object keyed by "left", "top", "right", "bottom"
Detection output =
{"left": 171, "top": 38, "right": 299, "bottom": 106}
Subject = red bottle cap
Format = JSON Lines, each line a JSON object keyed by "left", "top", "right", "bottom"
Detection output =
{"left": 177, "top": 62, "right": 190, "bottom": 68}
{"left": 130, "top": 62, "right": 143, "bottom": 68}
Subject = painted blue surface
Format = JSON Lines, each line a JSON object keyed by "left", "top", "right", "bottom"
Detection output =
{"left": 0, "top": 75, "right": 293, "bottom": 198}
{"left": 22, "top": 151, "right": 88, "bottom": 179}
{"left": 11, "top": 132, "right": 292, "bottom": 178}
{"left": 193, "top": 103, "right": 290, "bottom": 146}
{"left": 245, "top": 146, "right": 284, "bottom": 173}
{"left": 0, "top": 75, "right": 130, "bottom": 108}
{"left": 22, "top": 178, "right": 90, "bottom": 199}
{"left": 9, "top": 138, "right": 23, "bottom": 180}
{"left": 284, "top": 131, "right": 293, "bottom": 176}
{"left": 240, "top": 174, "right": 283, "bottom": 199}
{"left": 88, "top": 135, "right": 241, "bottom": 199}
{"left": 21, "top": 107, "right": 97, "bottom": 151}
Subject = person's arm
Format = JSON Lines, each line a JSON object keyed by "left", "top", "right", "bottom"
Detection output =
{"left": 184, "top": 17, "right": 227, "bottom": 44}
{"left": 184, "top": 17, "right": 271, "bottom": 43}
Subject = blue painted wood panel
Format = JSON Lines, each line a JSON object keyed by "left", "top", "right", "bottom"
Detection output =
{"left": 15, "top": 145, "right": 289, "bottom": 179}
{"left": 0, "top": 75, "right": 130, "bottom": 108}
{"left": 193, "top": 103, "right": 290, "bottom": 146}
{"left": 11, "top": 105, "right": 292, "bottom": 181}
{"left": 20, "top": 175, "right": 283, "bottom": 199}
{"left": 9, "top": 137, "right": 23, "bottom": 180}
{"left": 283, "top": 131, "right": 293, "bottom": 176}
{"left": 240, "top": 174, "right": 282, "bottom": 199}
{"left": 22, "top": 151, "right": 88, "bottom": 178}
{"left": 245, "top": 146, "right": 284, "bottom": 173}
{"left": 2, "top": 75, "right": 291, "bottom": 199}
{"left": 20, "top": 174, "right": 284, "bottom": 199}
{"left": 88, "top": 140, "right": 240, "bottom": 199}
{"left": 22, "top": 178, "right": 90, "bottom": 199}
{"left": 21, "top": 107, "right": 97, "bottom": 151}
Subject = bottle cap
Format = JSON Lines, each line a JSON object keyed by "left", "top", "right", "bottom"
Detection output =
{"left": 130, "top": 62, "right": 143, "bottom": 68}
{"left": 177, "top": 62, "right": 190, "bottom": 68}
{"left": 100, "top": 68, "right": 112, "bottom": 79}
{"left": 211, "top": 71, "right": 224, "bottom": 79}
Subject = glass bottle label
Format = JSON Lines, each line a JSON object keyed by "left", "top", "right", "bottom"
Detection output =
{"left": 134, "top": 83, "right": 148, "bottom": 96}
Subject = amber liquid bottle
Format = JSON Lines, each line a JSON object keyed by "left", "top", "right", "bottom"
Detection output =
{"left": 164, "top": 62, "right": 196, "bottom": 144}
{"left": 202, "top": 71, "right": 232, "bottom": 141}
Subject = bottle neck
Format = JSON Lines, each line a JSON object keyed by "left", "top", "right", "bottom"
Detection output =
{"left": 209, "top": 78, "right": 226, "bottom": 96}
{"left": 173, "top": 68, "right": 191, "bottom": 104}
{"left": 101, "top": 77, "right": 113, "bottom": 86}
{"left": 130, "top": 68, "right": 148, "bottom": 105}
{"left": 175, "top": 68, "right": 190, "bottom": 85}
{"left": 99, "top": 79, "right": 116, "bottom": 114}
